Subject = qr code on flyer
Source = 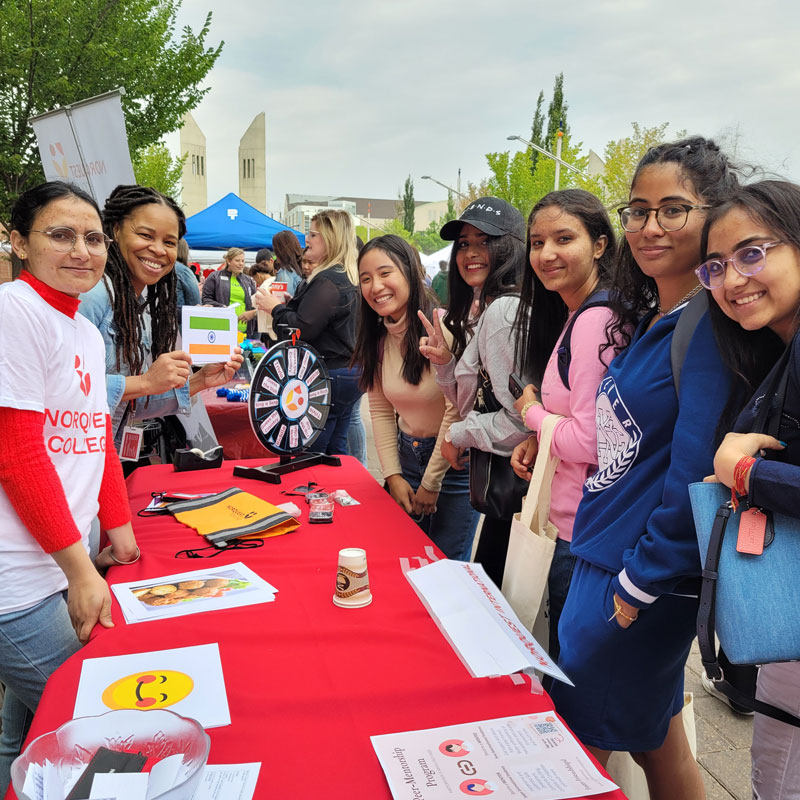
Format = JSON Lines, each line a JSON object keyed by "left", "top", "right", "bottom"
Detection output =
{"left": 533, "top": 722, "right": 559, "bottom": 735}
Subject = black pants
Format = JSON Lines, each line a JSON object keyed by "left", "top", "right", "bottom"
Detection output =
{"left": 473, "top": 515, "right": 513, "bottom": 587}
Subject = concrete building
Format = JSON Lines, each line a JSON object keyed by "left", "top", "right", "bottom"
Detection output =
{"left": 179, "top": 112, "right": 207, "bottom": 216}
{"left": 283, "top": 194, "right": 439, "bottom": 236}
{"left": 239, "top": 113, "right": 266, "bottom": 214}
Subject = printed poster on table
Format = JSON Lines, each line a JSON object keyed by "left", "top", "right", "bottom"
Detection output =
{"left": 372, "top": 713, "right": 617, "bottom": 800}
{"left": 111, "top": 562, "right": 277, "bottom": 623}
{"left": 74, "top": 643, "right": 230, "bottom": 729}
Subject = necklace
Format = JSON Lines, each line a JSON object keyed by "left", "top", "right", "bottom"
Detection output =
{"left": 657, "top": 283, "right": 703, "bottom": 318}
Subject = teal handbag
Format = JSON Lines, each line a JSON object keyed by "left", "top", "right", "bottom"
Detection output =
{"left": 690, "top": 344, "right": 800, "bottom": 726}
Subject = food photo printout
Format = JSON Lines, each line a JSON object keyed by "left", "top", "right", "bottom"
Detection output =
{"left": 372, "top": 713, "right": 617, "bottom": 800}
{"left": 111, "top": 562, "right": 277, "bottom": 624}
{"left": 74, "top": 643, "right": 231, "bottom": 729}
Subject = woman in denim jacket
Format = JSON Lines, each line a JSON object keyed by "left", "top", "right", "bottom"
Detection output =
{"left": 79, "top": 185, "right": 241, "bottom": 445}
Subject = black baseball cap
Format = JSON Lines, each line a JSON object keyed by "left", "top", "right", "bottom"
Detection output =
{"left": 440, "top": 197, "right": 526, "bottom": 241}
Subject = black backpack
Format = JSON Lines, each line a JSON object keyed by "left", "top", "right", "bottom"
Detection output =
{"left": 556, "top": 288, "right": 707, "bottom": 396}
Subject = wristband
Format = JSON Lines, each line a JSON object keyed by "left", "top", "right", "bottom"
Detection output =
{"left": 731, "top": 456, "right": 757, "bottom": 510}
{"left": 520, "top": 400, "right": 538, "bottom": 428}
{"left": 109, "top": 545, "right": 141, "bottom": 565}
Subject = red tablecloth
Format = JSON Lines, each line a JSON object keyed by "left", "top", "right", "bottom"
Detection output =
{"left": 200, "top": 388, "right": 267, "bottom": 460}
{"left": 7, "top": 457, "right": 625, "bottom": 800}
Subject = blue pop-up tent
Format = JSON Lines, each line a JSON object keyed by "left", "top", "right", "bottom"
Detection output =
{"left": 185, "top": 193, "right": 305, "bottom": 250}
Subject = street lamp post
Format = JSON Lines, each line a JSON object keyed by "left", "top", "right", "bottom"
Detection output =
{"left": 506, "top": 134, "right": 587, "bottom": 191}
{"left": 421, "top": 174, "right": 468, "bottom": 214}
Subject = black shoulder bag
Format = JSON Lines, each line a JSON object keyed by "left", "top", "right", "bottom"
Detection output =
{"left": 468, "top": 365, "right": 530, "bottom": 520}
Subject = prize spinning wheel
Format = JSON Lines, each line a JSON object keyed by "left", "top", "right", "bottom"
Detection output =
{"left": 234, "top": 337, "right": 341, "bottom": 484}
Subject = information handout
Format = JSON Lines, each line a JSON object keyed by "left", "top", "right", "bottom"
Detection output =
{"left": 191, "top": 763, "right": 261, "bottom": 800}
{"left": 405, "top": 560, "right": 572, "bottom": 683}
{"left": 372, "top": 713, "right": 617, "bottom": 800}
{"left": 182, "top": 306, "right": 238, "bottom": 364}
{"left": 111, "top": 562, "right": 278, "bottom": 624}
{"left": 73, "top": 643, "right": 230, "bottom": 729}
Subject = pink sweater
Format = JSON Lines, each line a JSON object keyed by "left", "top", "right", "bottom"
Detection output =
{"left": 524, "top": 306, "right": 615, "bottom": 542}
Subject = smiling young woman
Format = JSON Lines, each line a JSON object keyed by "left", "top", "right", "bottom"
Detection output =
{"left": 700, "top": 181, "right": 800, "bottom": 798}
{"left": 509, "top": 189, "right": 619, "bottom": 666}
{"left": 78, "top": 185, "right": 241, "bottom": 447}
{"left": 547, "top": 139, "right": 743, "bottom": 800}
{"left": 0, "top": 183, "right": 139, "bottom": 793}
{"left": 419, "top": 197, "right": 529, "bottom": 585}
{"left": 352, "top": 235, "right": 479, "bottom": 559}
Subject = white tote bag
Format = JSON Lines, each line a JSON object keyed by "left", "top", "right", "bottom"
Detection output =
{"left": 501, "top": 414, "right": 562, "bottom": 632}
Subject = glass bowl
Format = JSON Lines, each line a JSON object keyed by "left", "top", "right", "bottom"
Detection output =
{"left": 10, "top": 709, "right": 210, "bottom": 800}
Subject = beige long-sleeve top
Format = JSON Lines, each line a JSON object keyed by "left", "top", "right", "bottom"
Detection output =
{"left": 367, "top": 314, "right": 461, "bottom": 493}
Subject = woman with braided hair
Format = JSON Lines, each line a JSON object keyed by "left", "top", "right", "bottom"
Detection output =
{"left": 79, "top": 185, "right": 242, "bottom": 444}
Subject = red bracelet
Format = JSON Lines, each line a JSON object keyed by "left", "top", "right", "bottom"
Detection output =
{"left": 731, "top": 456, "right": 757, "bottom": 509}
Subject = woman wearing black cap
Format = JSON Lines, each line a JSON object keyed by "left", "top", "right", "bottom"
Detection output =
{"left": 419, "top": 197, "right": 529, "bottom": 585}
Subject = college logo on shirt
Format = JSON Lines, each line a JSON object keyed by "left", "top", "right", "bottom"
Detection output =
{"left": 585, "top": 376, "right": 642, "bottom": 492}
{"left": 74, "top": 355, "right": 91, "bottom": 397}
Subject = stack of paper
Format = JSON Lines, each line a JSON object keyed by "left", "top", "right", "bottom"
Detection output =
{"left": 20, "top": 760, "right": 260, "bottom": 800}
{"left": 405, "top": 560, "right": 572, "bottom": 684}
{"left": 111, "top": 563, "right": 278, "bottom": 624}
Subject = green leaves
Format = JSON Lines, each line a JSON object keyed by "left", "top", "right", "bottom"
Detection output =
{"left": 0, "top": 0, "right": 222, "bottom": 218}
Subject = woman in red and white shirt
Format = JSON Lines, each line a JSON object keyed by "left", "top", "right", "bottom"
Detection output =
{"left": 0, "top": 182, "right": 139, "bottom": 793}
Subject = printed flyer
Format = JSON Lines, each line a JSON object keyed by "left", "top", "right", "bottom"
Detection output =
{"left": 372, "top": 712, "right": 617, "bottom": 800}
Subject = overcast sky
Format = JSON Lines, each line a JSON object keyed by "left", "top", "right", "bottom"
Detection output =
{"left": 171, "top": 0, "right": 800, "bottom": 217}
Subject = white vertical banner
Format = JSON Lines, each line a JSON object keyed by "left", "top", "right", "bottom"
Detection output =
{"left": 30, "top": 89, "right": 136, "bottom": 205}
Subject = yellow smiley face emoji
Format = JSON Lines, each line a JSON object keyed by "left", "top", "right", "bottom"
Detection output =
{"left": 101, "top": 670, "right": 194, "bottom": 710}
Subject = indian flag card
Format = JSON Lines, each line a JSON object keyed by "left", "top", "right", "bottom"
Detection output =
{"left": 182, "top": 306, "right": 238, "bottom": 364}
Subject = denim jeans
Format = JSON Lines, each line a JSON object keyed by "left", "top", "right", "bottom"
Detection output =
{"left": 313, "top": 366, "right": 363, "bottom": 456}
{"left": 397, "top": 431, "right": 479, "bottom": 560}
{"left": 548, "top": 537, "right": 577, "bottom": 664}
{"left": 346, "top": 395, "right": 368, "bottom": 467}
{"left": 0, "top": 592, "right": 81, "bottom": 795}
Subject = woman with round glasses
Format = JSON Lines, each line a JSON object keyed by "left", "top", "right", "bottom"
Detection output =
{"left": 701, "top": 180, "right": 800, "bottom": 798}
{"left": 79, "top": 185, "right": 242, "bottom": 447}
{"left": 548, "top": 137, "right": 741, "bottom": 798}
{"left": 0, "top": 182, "right": 139, "bottom": 793}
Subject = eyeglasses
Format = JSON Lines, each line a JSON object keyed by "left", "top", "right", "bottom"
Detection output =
{"left": 695, "top": 241, "right": 783, "bottom": 289}
{"left": 617, "top": 204, "right": 711, "bottom": 233}
{"left": 30, "top": 227, "right": 111, "bottom": 254}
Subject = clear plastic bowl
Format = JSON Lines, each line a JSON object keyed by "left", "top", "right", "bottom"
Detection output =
{"left": 10, "top": 709, "right": 210, "bottom": 800}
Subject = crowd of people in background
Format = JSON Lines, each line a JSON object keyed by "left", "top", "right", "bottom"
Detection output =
{"left": 3, "top": 131, "right": 800, "bottom": 799}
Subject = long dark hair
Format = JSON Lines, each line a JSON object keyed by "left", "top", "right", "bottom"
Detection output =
{"left": 102, "top": 184, "right": 186, "bottom": 376}
{"left": 272, "top": 230, "right": 304, "bottom": 277}
{"left": 604, "top": 136, "right": 742, "bottom": 354}
{"left": 352, "top": 235, "right": 436, "bottom": 392}
{"left": 444, "top": 228, "right": 525, "bottom": 360}
{"left": 701, "top": 180, "right": 797, "bottom": 430}
{"left": 513, "top": 189, "right": 617, "bottom": 383}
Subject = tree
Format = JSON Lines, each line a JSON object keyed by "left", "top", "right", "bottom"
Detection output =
{"left": 0, "top": 0, "right": 223, "bottom": 219}
{"left": 132, "top": 143, "right": 186, "bottom": 199}
{"left": 597, "top": 122, "right": 681, "bottom": 207}
{"left": 444, "top": 191, "right": 457, "bottom": 224}
{"left": 529, "top": 90, "right": 545, "bottom": 174}
{"left": 545, "top": 73, "right": 569, "bottom": 149}
{"left": 402, "top": 175, "right": 415, "bottom": 234}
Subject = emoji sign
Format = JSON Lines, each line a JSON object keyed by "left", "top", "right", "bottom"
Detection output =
{"left": 280, "top": 378, "right": 307, "bottom": 420}
{"left": 101, "top": 670, "right": 194, "bottom": 710}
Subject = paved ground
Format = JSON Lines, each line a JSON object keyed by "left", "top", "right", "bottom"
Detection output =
{"left": 358, "top": 397, "right": 753, "bottom": 799}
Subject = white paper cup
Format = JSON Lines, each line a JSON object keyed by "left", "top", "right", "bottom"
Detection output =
{"left": 333, "top": 547, "right": 372, "bottom": 608}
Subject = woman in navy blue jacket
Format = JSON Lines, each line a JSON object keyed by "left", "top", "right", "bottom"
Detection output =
{"left": 701, "top": 180, "right": 800, "bottom": 799}
{"left": 549, "top": 139, "right": 740, "bottom": 799}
